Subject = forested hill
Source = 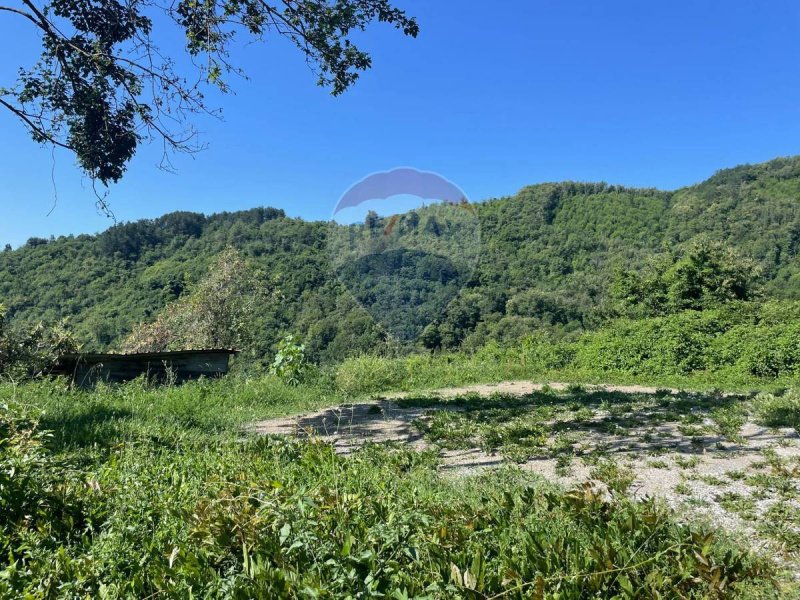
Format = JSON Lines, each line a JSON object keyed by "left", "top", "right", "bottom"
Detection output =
{"left": 3, "top": 156, "right": 800, "bottom": 363}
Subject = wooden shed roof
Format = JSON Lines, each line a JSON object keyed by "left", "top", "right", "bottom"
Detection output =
{"left": 61, "top": 349, "right": 239, "bottom": 361}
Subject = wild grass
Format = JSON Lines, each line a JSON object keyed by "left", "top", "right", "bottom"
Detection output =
{"left": 4, "top": 375, "right": 340, "bottom": 454}
{"left": 0, "top": 377, "right": 787, "bottom": 598}
{"left": 333, "top": 345, "right": 800, "bottom": 399}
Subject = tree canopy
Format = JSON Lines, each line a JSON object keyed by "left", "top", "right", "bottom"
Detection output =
{"left": 611, "top": 240, "right": 762, "bottom": 318}
{"left": 2, "top": 156, "right": 800, "bottom": 363}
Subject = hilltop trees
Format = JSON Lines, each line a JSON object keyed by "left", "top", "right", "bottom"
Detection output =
{"left": 611, "top": 240, "right": 761, "bottom": 318}
{"left": 2, "top": 157, "right": 800, "bottom": 362}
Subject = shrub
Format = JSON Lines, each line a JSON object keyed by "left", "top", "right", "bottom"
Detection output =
{"left": 756, "top": 390, "right": 800, "bottom": 432}
{"left": 572, "top": 303, "right": 800, "bottom": 380}
{"left": 269, "top": 334, "right": 308, "bottom": 386}
{"left": 335, "top": 355, "right": 406, "bottom": 396}
{"left": 121, "top": 248, "right": 270, "bottom": 353}
{"left": 733, "top": 323, "right": 800, "bottom": 378}
{"left": 518, "top": 332, "right": 574, "bottom": 370}
{"left": 0, "top": 305, "right": 78, "bottom": 380}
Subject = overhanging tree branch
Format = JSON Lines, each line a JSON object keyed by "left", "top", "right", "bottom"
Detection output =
{"left": 0, "top": 97, "right": 74, "bottom": 151}
{"left": 0, "top": 0, "right": 418, "bottom": 209}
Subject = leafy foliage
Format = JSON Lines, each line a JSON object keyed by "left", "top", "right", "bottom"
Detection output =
{"left": 269, "top": 334, "right": 308, "bottom": 385}
{"left": 0, "top": 401, "right": 90, "bottom": 567}
{"left": 0, "top": 304, "right": 77, "bottom": 380}
{"left": 756, "top": 390, "right": 800, "bottom": 432}
{"left": 1, "top": 0, "right": 418, "bottom": 188}
{"left": 120, "top": 247, "right": 269, "bottom": 353}
{"left": 611, "top": 239, "right": 761, "bottom": 317}
{"left": 329, "top": 302, "right": 800, "bottom": 397}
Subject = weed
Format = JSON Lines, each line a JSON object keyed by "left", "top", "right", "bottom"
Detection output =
{"left": 590, "top": 459, "right": 635, "bottom": 494}
{"left": 711, "top": 405, "right": 748, "bottom": 442}
{"left": 699, "top": 474, "right": 728, "bottom": 487}
{"left": 675, "top": 456, "right": 701, "bottom": 469}
{"left": 716, "top": 492, "right": 757, "bottom": 521}
{"left": 723, "top": 471, "right": 744, "bottom": 483}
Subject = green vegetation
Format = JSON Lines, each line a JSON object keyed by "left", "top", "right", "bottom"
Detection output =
{"left": 4, "top": 156, "right": 800, "bottom": 367}
{"left": 120, "top": 248, "right": 269, "bottom": 354}
{"left": 610, "top": 239, "right": 761, "bottom": 318}
{"left": 270, "top": 335, "right": 310, "bottom": 386}
{"left": 331, "top": 313, "right": 800, "bottom": 397}
{"left": 3, "top": 156, "right": 800, "bottom": 597}
{"left": 0, "top": 304, "right": 77, "bottom": 380}
{"left": 757, "top": 390, "right": 800, "bottom": 432}
{"left": 0, "top": 379, "right": 784, "bottom": 598}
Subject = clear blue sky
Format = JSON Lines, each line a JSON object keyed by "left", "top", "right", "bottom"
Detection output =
{"left": 1, "top": 0, "right": 800, "bottom": 247}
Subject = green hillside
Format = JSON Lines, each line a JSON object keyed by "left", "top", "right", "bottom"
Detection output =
{"left": 2, "top": 156, "right": 800, "bottom": 362}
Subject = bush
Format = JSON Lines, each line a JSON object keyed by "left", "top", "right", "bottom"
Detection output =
{"left": 756, "top": 390, "right": 800, "bottom": 431}
{"left": 573, "top": 312, "right": 721, "bottom": 377}
{"left": 121, "top": 248, "right": 269, "bottom": 353}
{"left": 573, "top": 303, "right": 800, "bottom": 381}
{"left": 518, "top": 332, "right": 574, "bottom": 370}
{"left": 335, "top": 355, "right": 406, "bottom": 396}
{"left": 269, "top": 334, "right": 309, "bottom": 386}
{"left": 0, "top": 305, "right": 77, "bottom": 380}
{"left": 728, "top": 323, "right": 800, "bottom": 378}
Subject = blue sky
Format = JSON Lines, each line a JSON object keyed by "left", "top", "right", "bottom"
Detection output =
{"left": 1, "top": 0, "right": 800, "bottom": 247}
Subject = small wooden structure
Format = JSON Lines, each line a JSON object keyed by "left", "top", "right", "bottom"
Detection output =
{"left": 52, "top": 349, "right": 238, "bottom": 386}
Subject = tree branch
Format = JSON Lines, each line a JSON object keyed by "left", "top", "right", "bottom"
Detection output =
{"left": 0, "top": 97, "right": 74, "bottom": 151}
{"left": 0, "top": 5, "right": 40, "bottom": 28}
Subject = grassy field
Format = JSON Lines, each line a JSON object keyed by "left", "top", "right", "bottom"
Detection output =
{"left": 333, "top": 348, "right": 800, "bottom": 399}
{"left": 2, "top": 373, "right": 799, "bottom": 598}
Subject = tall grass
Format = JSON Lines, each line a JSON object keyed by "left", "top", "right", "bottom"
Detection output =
{"left": 0, "top": 383, "right": 782, "bottom": 598}
{"left": 333, "top": 343, "right": 800, "bottom": 398}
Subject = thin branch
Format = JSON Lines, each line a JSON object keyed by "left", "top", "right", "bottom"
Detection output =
{"left": 0, "top": 97, "right": 73, "bottom": 151}
{"left": 0, "top": 5, "right": 40, "bottom": 28}
{"left": 46, "top": 144, "right": 58, "bottom": 216}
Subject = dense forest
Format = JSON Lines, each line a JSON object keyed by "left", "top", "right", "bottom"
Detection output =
{"left": 3, "top": 156, "right": 800, "bottom": 364}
